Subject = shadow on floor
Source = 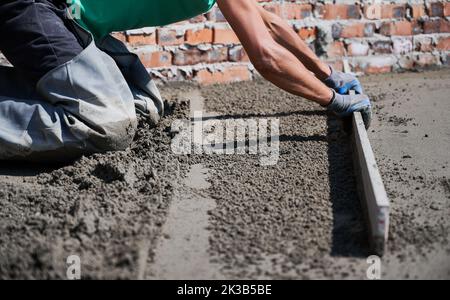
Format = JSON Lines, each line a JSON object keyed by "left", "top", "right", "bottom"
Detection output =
{"left": 195, "top": 110, "right": 326, "bottom": 122}
{"left": 327, "top": 115, "right": 369, "bottom": 257}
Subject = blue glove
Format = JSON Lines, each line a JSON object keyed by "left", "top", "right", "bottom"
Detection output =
{"left": 324, "top": 66, "right": 363, "bottom": 95}
{"left": 327, "top": 90, "right": 372, "bottom": 129}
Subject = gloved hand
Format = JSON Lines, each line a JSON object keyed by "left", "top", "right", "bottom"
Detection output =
{"left": 324, "top": 66, "right": 363, "bottom": 95}
{"left": 327, "top": 90, "right": 372, "bottom": 129}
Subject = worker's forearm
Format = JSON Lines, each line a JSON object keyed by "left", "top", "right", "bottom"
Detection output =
{"left": 253, "top": 43, "right": 332, "bottom": 106}
{"left": 216, "top": 0, "right": 331, "bottom": 105}
{"left": 257, "top": 6, "right": 331, "bottom": 81}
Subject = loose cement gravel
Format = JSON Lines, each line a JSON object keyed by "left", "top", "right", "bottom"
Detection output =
{"left": 0, "top": 70, "right": 449, "bottom": 279}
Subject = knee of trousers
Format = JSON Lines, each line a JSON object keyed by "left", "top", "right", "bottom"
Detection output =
{"left": 87, "top": 113, "right": 138, "bottom": 153}
{"left": 36, "top": 41, "right": 139, "bottom": 154}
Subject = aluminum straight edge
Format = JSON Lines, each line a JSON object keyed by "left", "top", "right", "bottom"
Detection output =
{"left": 352, "top": 112, "right": 390, "bottom": 256}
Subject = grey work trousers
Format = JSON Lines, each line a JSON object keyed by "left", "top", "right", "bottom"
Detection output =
{"left": 0, "top": 4, "right": 163, "bottom": 162}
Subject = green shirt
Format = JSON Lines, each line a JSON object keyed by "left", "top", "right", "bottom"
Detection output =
{"left": 72, "top": 0, "right": 216, "bottom": 39}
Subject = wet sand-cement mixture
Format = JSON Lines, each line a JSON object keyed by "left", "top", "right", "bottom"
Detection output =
{"left": 0, "top": 70, "right": 449, "bottom": 279}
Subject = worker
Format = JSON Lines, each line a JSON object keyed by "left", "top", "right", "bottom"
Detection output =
{"left": 0, "top": 0, "right": 371, "bottom": 161}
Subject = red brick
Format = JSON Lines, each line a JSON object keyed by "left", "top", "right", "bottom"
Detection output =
{"left": 445, "top": 2, "right": 450, "bottom": 17}
{"left": 278, "top": 3, "right": 313, "bottom": 20}
{"left": 385, "top": 4, "right": 407, "bottom": 19}
{"left": 427, "top": 2, "right": 444, "bottom": 17}
{"left": 195, "top": 66, "right": 251, "bottom": 85}
{"left": 173, "top": 48, "right": 227, "bottom": 66}
{"left": 365, "top": 65, "right": 392, "bottom": 74}
{"left": 157, "top": 28, "right": 184, "bottom": 46}
{"left": 423, "top": 19, "right": 450, "bottom": 34}
{"left": 356, "top": 57, "right": 396, "bottom": 74}
{"left": 213, "top": 28, "right": 240, "bottom": 44}
{"left": 366, "top": 4, "right": 407, "bottom": 19}
{"left": 339, "top": 24, "right": 366, "bottom": 38}
{"left": 365, "top": 4, "right": 407, "bottom": 19}
{"left": 297, "top": 27, "right": 317, "bottom": 40}
{"left": 139, "top": 51, "right": 172, "bottom": 68}
{"left": 185, "top": 28, "right": 213, "bottom": 45}
{"left": 436, "top": 37, "right": 450, "bottom": 51}
{"left": 409, "top": 4, "right": 426, "bottom": 19}
{"left": 127, "top": 33, "right": 156, "bottom": 46}
{"left": 323, "top": 4, "right": 361, "bottom": 20}
{"left": 380, "top": 21, "right": 416, "bottom": 36}
{"left": 92, "top": 1, "right": 448, "bottom": 81}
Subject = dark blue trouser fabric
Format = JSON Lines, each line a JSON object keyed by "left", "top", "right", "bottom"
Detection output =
{"left": 0, "top": 0, "right": 83, "bottom": 82}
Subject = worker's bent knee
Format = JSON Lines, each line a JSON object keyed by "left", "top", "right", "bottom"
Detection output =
{"left": 35, "top": 39, "right": 139, "bottom": 155}
{"left": 87, "top": 114, "right": 138, "bottom": 153}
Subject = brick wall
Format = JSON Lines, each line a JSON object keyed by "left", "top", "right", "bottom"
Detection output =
{"left": 1, "top": 0, "right": 449, "bottom": 84}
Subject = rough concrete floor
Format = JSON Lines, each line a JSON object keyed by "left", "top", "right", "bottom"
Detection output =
{"left": 366, "top": 70, "right": 450, "bottom": 279}
{"left": 0, "top": 70, "right": 448, "bottom": 279}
